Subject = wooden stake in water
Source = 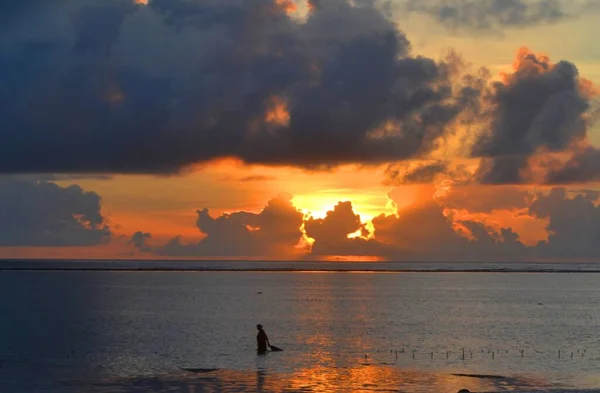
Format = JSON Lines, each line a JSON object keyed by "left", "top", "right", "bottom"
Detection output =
{"left": 462, "top": 348, "right": 465, "bottom": 360}
{"left": 558, "top": 350, "right": 561, "bottom": 359}
{"left": 492, "top": 351, "right": 495, "bottom": 360}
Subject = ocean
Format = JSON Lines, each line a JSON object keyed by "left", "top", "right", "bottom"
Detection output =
{"left": 2, "top": 262, "right": 600, "bottom": 392}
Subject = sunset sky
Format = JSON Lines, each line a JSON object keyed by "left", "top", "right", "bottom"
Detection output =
{"left": 1, "top": 0, "right": 600, "bottom": 261}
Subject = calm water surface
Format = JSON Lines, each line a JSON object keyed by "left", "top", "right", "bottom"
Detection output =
{"left": 2, "top": 270, "right": 600, "bottom": 392}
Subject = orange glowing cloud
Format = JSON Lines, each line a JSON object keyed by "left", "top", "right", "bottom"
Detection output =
{"left": 275, "top": 0, "right": 297, "bottom": 14}
{"left": 264, "top": 96, "right": 290, "bottom": 127}
{"left": 506, "top": 47, "right": 597, "bottom": 100}
{"left": 134, "top": 0, "right": 148, "bottom": 5}
{"left": 501, "top": 47, "right": 552, "bottom": 83}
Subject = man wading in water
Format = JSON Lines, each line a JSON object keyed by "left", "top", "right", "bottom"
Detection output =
{"left": 256, "top": 324, "right": 270, "bottom": 353}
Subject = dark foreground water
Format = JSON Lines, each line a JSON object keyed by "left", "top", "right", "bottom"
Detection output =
{"left": 2, "top": 269, "right": 600, "bottom": 392}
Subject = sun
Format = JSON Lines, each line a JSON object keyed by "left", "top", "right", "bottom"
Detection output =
{"left": 292, "top": 190, "right": 396, "bottom": 239}
{"left": 292, "top": 193, "right": 373, "bottom": 221}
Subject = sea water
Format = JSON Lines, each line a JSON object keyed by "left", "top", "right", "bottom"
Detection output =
{"left": 2, "top": 267, "right": 600, "bottom": 392}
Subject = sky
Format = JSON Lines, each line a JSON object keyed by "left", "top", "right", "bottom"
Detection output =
{"left": 1, "top": 0, "right": 600, "bottom": 261}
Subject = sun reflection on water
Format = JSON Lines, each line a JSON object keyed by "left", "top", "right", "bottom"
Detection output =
{"left": 87, "top": 365, "right": 553, "bottom": 393}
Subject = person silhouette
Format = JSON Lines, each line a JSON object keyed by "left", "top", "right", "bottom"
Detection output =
{"left": 256, "top": 324, "right": 270, "bottom": 353}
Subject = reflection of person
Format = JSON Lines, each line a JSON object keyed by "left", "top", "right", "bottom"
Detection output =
{"left": 256, "top": 369, "right": 266, "bottom": 391}
{"left": 256, "top": 324, "right": 270, "bottom": 352}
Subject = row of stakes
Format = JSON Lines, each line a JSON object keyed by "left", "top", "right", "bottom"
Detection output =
{"left": 363, "top": 348, "right": 594, "bottom": 363}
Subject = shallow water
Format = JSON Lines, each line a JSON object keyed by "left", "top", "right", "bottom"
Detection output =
{"left": 2, "top": 270, "right": 600, "bottom": 392}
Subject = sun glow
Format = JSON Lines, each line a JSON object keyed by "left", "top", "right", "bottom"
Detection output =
{"left": 292, "top": 192, "right": 388, "bottom": 223}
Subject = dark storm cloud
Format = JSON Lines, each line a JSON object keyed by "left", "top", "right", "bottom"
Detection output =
{"left": 401, "top": 0, "right": 591, "bottom": 33}
{"left": 475, "top": 59, "right": 588, "bottom": 156}
{"left": 0, "top": 1, "right": 58, "bottom": 28}
{"left": 471, "top": 49, "right": 593, "bottom": 184}
{"left": 543, "top": 146, "right": 600, "bottom": 184}
{"left": 0, "top": 0, "right": 468, "bottom": 174}
{"left": 474, "top": 156, "right": 530, "bottom": 184}
{"left": 0, "top": 179, "right": 111, "bottom": 246}
{"left": 71, "top": 1, "right": 137, "bottom": 56}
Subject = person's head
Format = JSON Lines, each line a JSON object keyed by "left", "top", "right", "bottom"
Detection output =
{"left": 257, "top": 324, "right": 263, "bottom": 331}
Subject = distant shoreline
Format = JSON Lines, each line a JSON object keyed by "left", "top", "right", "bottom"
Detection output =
{"left": 2, "top": 267, "right": 600, "bottom": 273}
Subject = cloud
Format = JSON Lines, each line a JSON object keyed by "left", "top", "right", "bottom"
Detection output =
{"left": 400, "top": 0, "right": 592, "bottom": 34}
{"left": 218, "top": 174, "right": 277, "bottom": 182}
{"left": 0, "top": 179, "right": 111, "bottom": 246}
{"left": 2, "top": 1, "right": 598, "bottom": 186}
{"left": 130, "top": 231, "right": 152, "bottom": 252}
{"left": 371, "top": 196, "right": 527, "bottom": 261}
{"left": 71, "top": 1, "right": 137, "bottom": 56}
{"left": 0, "top": 1, "right": 57, "bottom": 28}
{"left": 238, "top": 175, "right": 277, "bottom": 182}
{"left": 0, "top": 0, "right": 473, "bottom": 174}
{"left": 362, "top": 46, "right": 599, "bottom": 188}
{"left": 134, "top": 194, "right": 304, "bottom": 257}
{"left": 305, "top": 201, "right": 368, "bottom": 243}
{"left": 529, "top": 188, "right": 600, "bottom": 258}
{"left": 304, "top": 201, "right": 383, "bottom": 256}
{"left": 439, "top": 185, "right": 531, "bottom": 213}
{"left": 375, "top": 185, "right": 600, "bottom": 261}
{"left": 14, "top": 174, "right": 113, "bottom": 182}
{"left": 129, "top": 185, "right": 600, "bottom": 261}
{"left": 385, "top": 160, "right": 450, "bottom": 185}
{"left": 543, "top": 145, "right": 600, "bottom": 184}
{"left": 471, "top": 48, "right": 595, "bottom": 184}
{"left": 372, "top": 199, "right": 466, "bottom": 257}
